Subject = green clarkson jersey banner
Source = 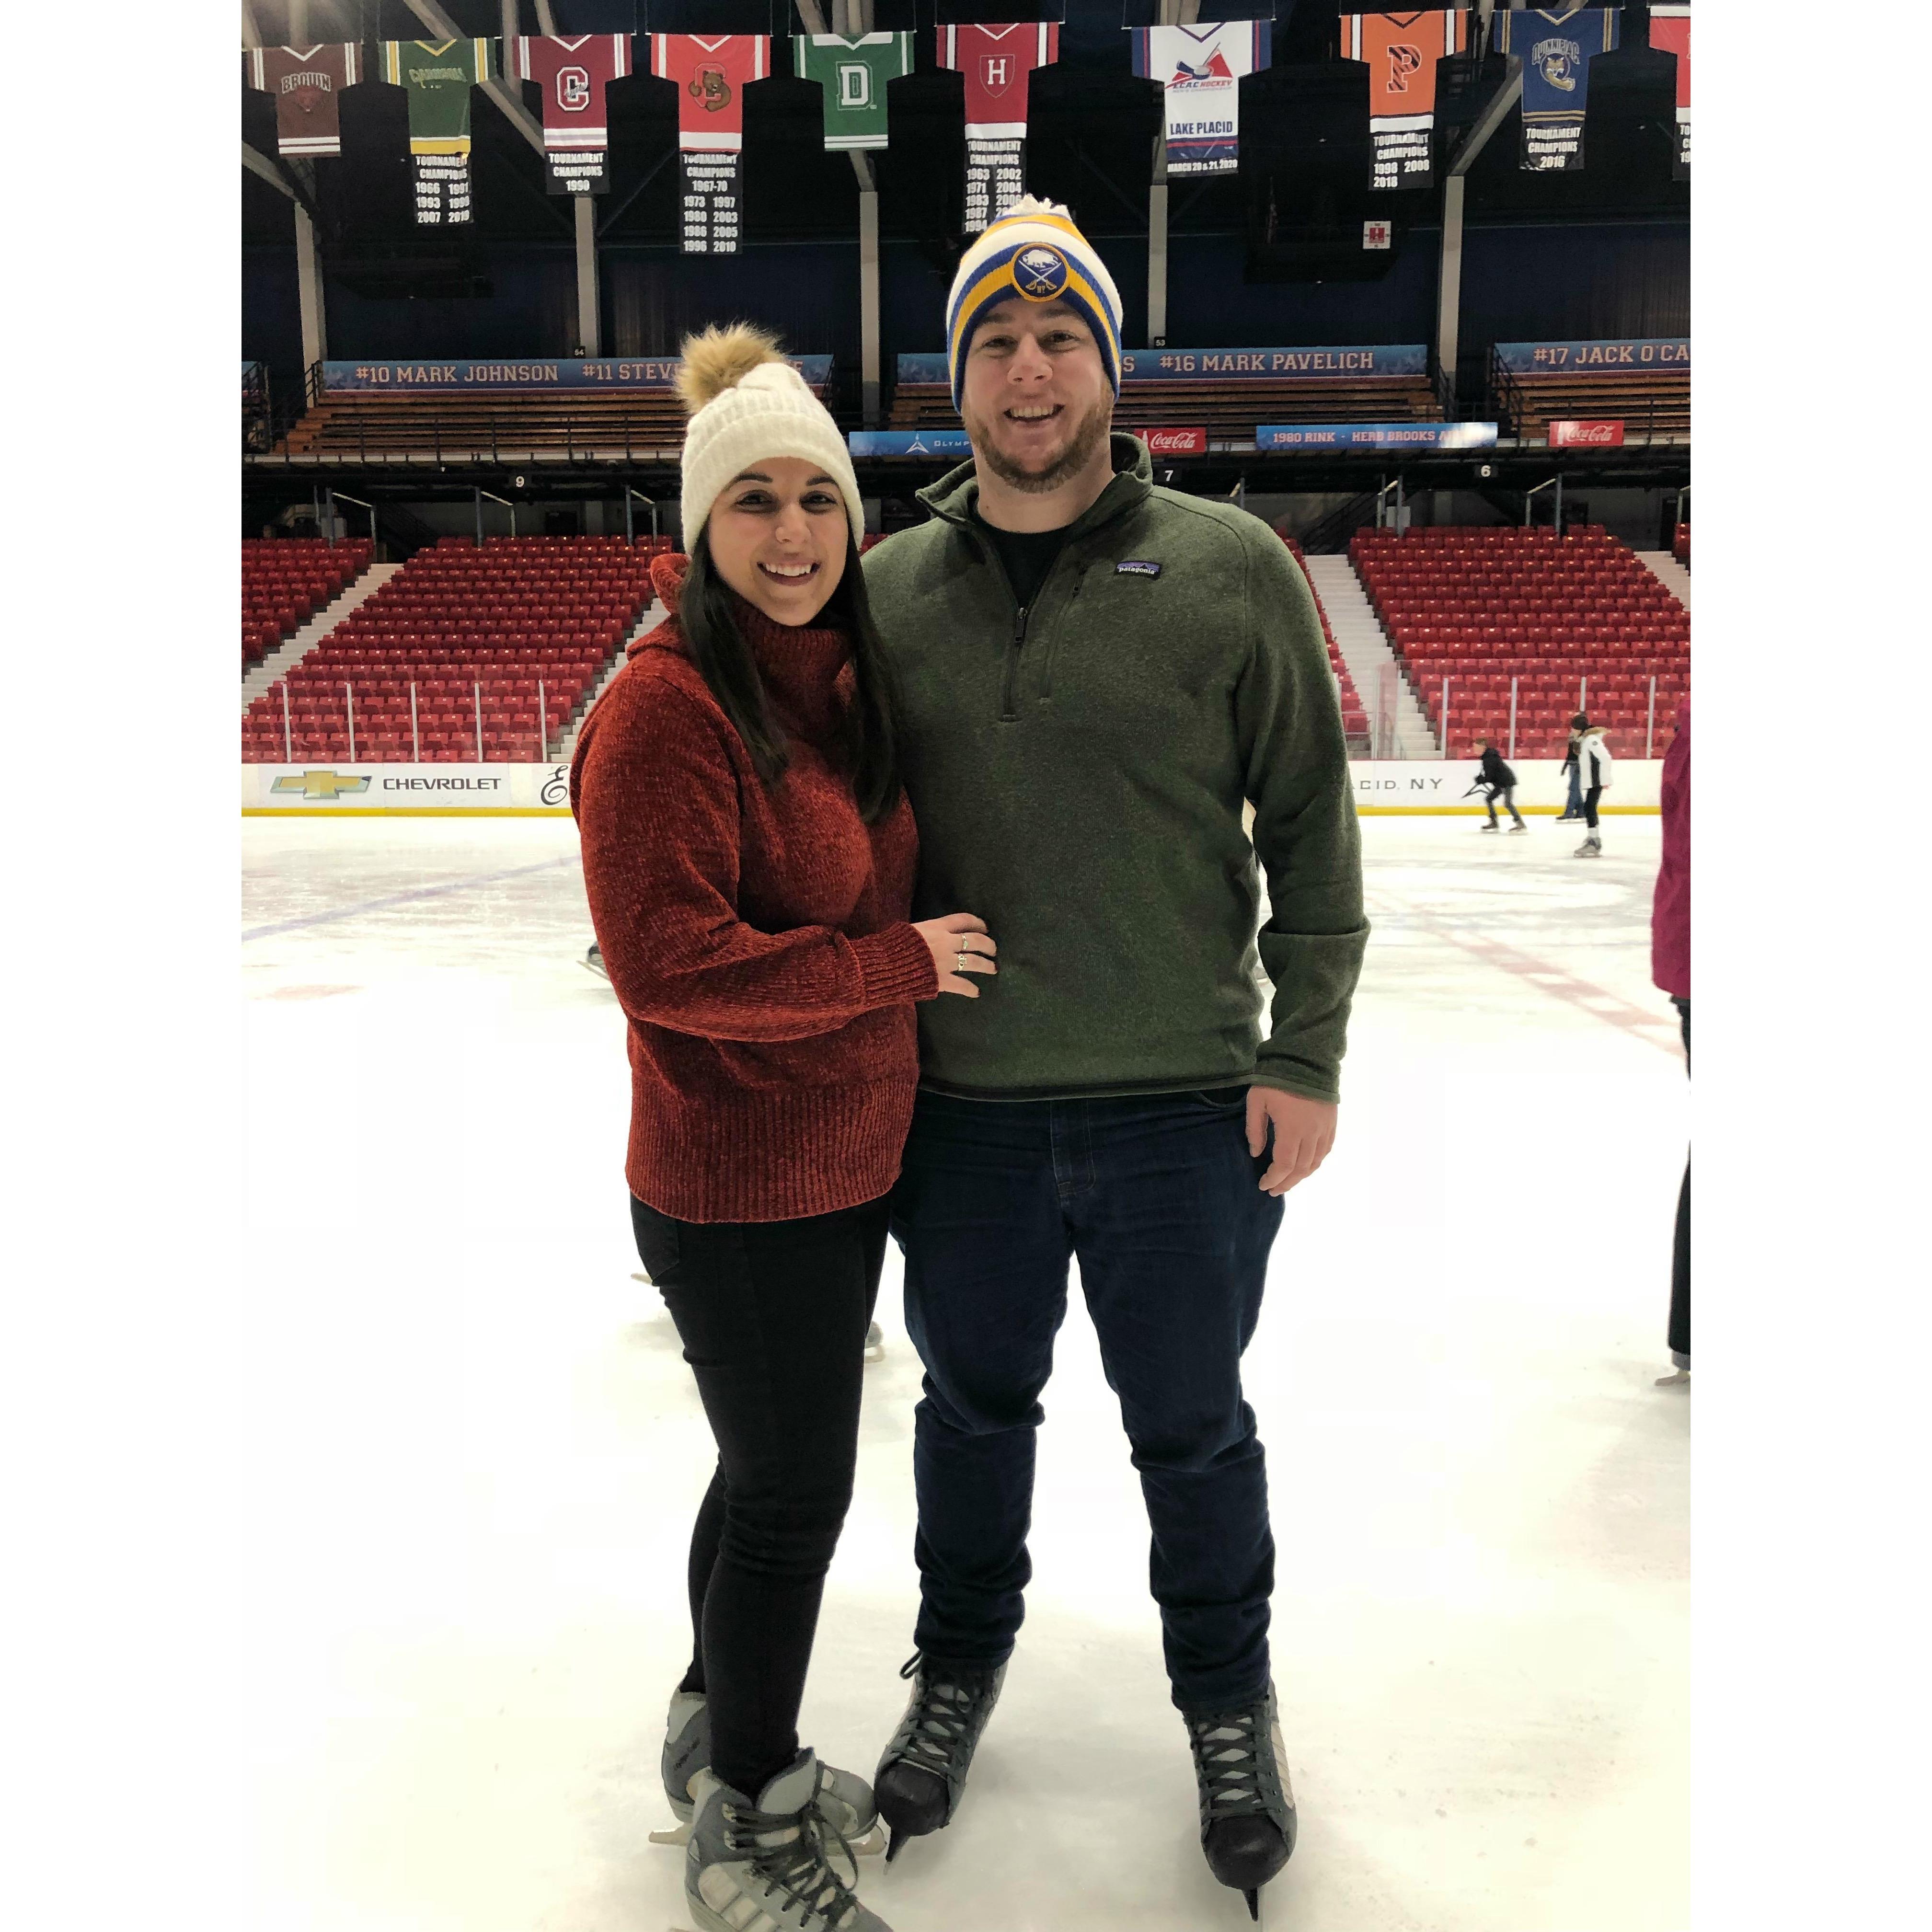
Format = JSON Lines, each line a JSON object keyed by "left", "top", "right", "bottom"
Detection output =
{"left": 793, "top": 32, "right": 914, "bottom": 150}
{"left": 380, "top": 37, "right": 492, "bottom": 222}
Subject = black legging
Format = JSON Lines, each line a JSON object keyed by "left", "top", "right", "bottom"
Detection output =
{"left": 1669, "top": 999, "right": 1690, "bottom": 1361}
{"left": 631, "top": 1192, "right": 889, "bottom": 1796}
{"left": 1582, "top": 784, "right": 1603, "bottom": 831}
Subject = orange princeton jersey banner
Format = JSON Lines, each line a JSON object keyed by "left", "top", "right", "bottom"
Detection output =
{"left": 1341, "top": 9, "right": 1470, "bottom": 190}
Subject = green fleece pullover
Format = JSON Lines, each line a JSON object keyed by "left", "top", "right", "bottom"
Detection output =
{"left": 862, "top": 433, "right": 1368, "bottom": 1105}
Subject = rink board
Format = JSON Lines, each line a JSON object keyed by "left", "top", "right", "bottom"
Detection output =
{"left": 242, "top": 760, "right": 1663, "bottom": 816}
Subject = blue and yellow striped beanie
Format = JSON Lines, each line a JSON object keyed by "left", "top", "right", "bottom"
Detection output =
{"left": 945, "top": 197, "right": 1124, "bottom": 412}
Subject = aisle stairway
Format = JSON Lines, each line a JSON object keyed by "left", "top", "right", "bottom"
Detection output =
{"left": 1302, "top": 555, "right": 1439, "bottom": 759}
{"left": 242, "top": 563, "right": 402, "bottom": 712}
{"left": 1634, "top": 552, "right": 1691, "bottom": 609}
{"left": 556, "top": 601, "right": 664, "bottom": 760}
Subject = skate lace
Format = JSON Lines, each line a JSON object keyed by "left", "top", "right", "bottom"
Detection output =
{"left": 892, "top": 1651, "right": 992, "bottom": 1776}
{"left": 720, "top": 1801, "right": 860, "bottom": 1929}
{"left": 1186, "top": 1706, "right": 1272, "bottom": 1820}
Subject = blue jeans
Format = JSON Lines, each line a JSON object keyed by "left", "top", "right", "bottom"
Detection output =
{"left": 1565, "top": 766, "right": 1584, "bottom": 815}
{"left": 888, "top": 1088, "right": 1285, "bottom": 1712}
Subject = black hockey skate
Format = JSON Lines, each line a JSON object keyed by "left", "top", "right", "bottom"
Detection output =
{"left": 872, "top": 1651, "right": 1006, "bottom": 1862}
{"left": 1184, "top": 1683, "right": 1297, "bottom": 1920}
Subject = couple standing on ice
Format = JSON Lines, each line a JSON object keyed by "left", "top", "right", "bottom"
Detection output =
{"left": 571, "top": 201, "right": 1368, "bottom": 1932}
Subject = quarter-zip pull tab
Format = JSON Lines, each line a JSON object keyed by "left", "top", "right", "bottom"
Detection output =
{"left": 999, "top": 604, "right": 1028, "bottom": 722}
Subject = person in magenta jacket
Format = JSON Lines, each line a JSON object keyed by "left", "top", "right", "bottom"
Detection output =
{"left": 1652, "top": 706, "right": 1690, "bottom": 1385}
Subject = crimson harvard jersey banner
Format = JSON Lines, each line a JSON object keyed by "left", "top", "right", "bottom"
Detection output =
{"left": 937, "top": 23, "right": 1059, "bottom": 230}
{"left": 649, "top": 34, "right": 770, "bottom": 254}
{"left": 1339, "top": 11, "right": 1469, "bottom": 191}
{"left": 246, "top": 44, "right": 361, "bottom": 158}
{"left": 1648, "top": 4, "right": 1689, "bottom": 178}
{"left": 515, "top": 34, "right": 632, "bottom": 193}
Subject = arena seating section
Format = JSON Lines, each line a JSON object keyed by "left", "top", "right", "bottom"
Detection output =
{"left": 1280, "top": 535, "right": 1369, "bottom": 748}
{"left": 1350, "top": 527, "right": 1689, "bottom": 759}
{"left": 1495, "top": 362, "right": 1690, "bottom": 445}
{"left": 889, "top": 372, "right": 1442, "bottom": 442}
{"left": 276, "top": 375, "right": 829, "bottom": 464}
{"left": 242, "top": 538, "right": 373, "bottom": 669}
{"left": 241, "top": 536, "right": 666, "bottom": 763}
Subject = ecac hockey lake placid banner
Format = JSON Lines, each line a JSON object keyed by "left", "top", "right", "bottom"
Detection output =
{"left": 1494, "top": 339, "right": 1690, "bottom": 373}
{"left": 322, "top": 358, "right": 833, "bottom": 391}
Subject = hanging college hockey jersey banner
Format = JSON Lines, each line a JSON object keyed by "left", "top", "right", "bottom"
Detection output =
{"left": 650, "top": 34, "right": 770, "bottom": 253}
{"left": 1648, "top": 4, "right": 1689, "bottom": 178}
{"left": 1492, "top": 6, "right": 1621, "bottom": 172}
{"left": 380, "top": 38, "right": 492, "bottom": 222}
{"left": 246, "top": 44, "right": 361, "bottom": 158}
{"left": 515, "top": 34, "right": 632, "bottom": 193}
{"left": 1339, "top": 10, "right": 1468, "bottom": 191}
{"left": 937, "top": 23, "right": 1059, "bottom": 230}
{"left": 1128, "top": 20, "right": 1272, "bottom": 177}
{"left": 794, "top": 32, "right": 915, "bottom": 151}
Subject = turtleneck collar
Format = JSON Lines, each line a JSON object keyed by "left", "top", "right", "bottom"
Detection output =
{"left": 648, "top": 551, "right": 853, "bottom": 745}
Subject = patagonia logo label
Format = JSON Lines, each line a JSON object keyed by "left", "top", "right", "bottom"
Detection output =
{"left": 1116, "top": 559, "right": 1162, "bottom": 577}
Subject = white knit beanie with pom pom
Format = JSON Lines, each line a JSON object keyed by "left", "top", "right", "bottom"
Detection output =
{"left": 675, "top": 323, "right": 865, "bottom": 551}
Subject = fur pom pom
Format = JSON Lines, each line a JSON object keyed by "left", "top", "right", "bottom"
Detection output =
{"left": 675, "top": 322, "right": 784, "bottom": 416}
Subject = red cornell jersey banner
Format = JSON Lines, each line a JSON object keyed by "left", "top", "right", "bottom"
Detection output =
{"left": 516, "top": 34, "right": 632, "bottom": 194}
{"left": 246, "top": 44, "right": 361, "bottom": 158}
{"left": 937, "top": 23, "right": 1059, "bottom": 230}
{"left": 649, "top": 34, "right": 770, "bottom": 254}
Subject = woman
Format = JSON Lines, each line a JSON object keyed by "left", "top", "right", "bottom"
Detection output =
{"left": 571, "top": 324, "right": 995, "bottom": 1932}
{"left": 1574, "top": 721, "right": 1614, "bottom": 857}
{"left": 1557, "top": 713, "right": 1588, "bottom": 824}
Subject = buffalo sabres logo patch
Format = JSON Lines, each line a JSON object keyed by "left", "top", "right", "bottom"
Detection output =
{"left": 1012, "top": 244, "right": 1070, "bottom": 302}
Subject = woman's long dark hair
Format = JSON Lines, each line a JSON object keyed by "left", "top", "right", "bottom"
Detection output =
{"left": 679, "top": 526, "right": 905, "bottom": 825}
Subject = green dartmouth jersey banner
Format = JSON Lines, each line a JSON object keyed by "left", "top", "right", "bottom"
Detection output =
{"left": 380, "top": 37, "right": 492, "bottom": 224}
{"left": 792, "top": 32, "right": 913, "bottom": 151}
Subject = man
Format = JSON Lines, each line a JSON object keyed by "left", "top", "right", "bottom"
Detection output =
{"left": 861, "top": 198, "right": 1368, "bottom": 1916}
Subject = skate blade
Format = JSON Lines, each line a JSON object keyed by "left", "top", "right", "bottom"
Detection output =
{"left": 647, "top": 1822, "right": 690, "bottom": 1846}
{"left": 1245, "top": 1887, "right": 1261, "bottom": 1921}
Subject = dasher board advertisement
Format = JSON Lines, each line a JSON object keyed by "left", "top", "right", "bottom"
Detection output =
{"left": 244, "top": 764, "right": 572, "bottom": 812}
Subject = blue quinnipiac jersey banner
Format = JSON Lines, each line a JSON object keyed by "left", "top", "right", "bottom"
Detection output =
{"left": 894, "top": 345, "right": 1428, "bottom": 386}
{"left": 324, "top": 357, "right": 834, "bottom": 391}
{"left": 1494, "top": 338, "right": 1688, "bottom": 373}
{"left": 1257, "top": 422, "right": 1498, "bottom": 451}
{"left": 1494, "top": 6, "right": 1622, "bottom": 172}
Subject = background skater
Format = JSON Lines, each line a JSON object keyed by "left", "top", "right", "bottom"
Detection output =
{"left": 1473, "top": 738, "right": 1527, "bottom": 831}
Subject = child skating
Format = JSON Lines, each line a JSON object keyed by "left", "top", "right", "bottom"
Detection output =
{"left": 1473, "top": 739, "right": 1527, "bottom": 832}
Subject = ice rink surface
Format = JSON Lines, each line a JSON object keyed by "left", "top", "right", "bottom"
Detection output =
{"left": 243, "top": 814, "right": 1688, "bottom": 1932}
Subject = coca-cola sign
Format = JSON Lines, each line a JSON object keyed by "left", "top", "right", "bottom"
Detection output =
{"left": 1132, "top": 426, "right": 1207, "bottom": 455}
{"left": 1547, "top": 418, "right": 1625, "bottom": 447}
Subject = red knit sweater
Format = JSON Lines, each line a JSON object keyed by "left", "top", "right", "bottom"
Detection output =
{"left": 570, "top": 554, "right": 938, "bottom": 1222}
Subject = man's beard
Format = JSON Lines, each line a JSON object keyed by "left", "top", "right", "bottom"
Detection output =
{"left": 964, "top": 394, "right": 1113, "bottom": 494}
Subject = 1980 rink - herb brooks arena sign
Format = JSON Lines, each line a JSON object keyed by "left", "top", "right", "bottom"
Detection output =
{"left": 245, "top": 763, "right": 1662, "bottom": 815}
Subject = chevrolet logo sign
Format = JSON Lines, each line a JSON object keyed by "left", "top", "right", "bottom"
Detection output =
{"left": 271, "top": 770, "right": 372, "bottom": 800}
